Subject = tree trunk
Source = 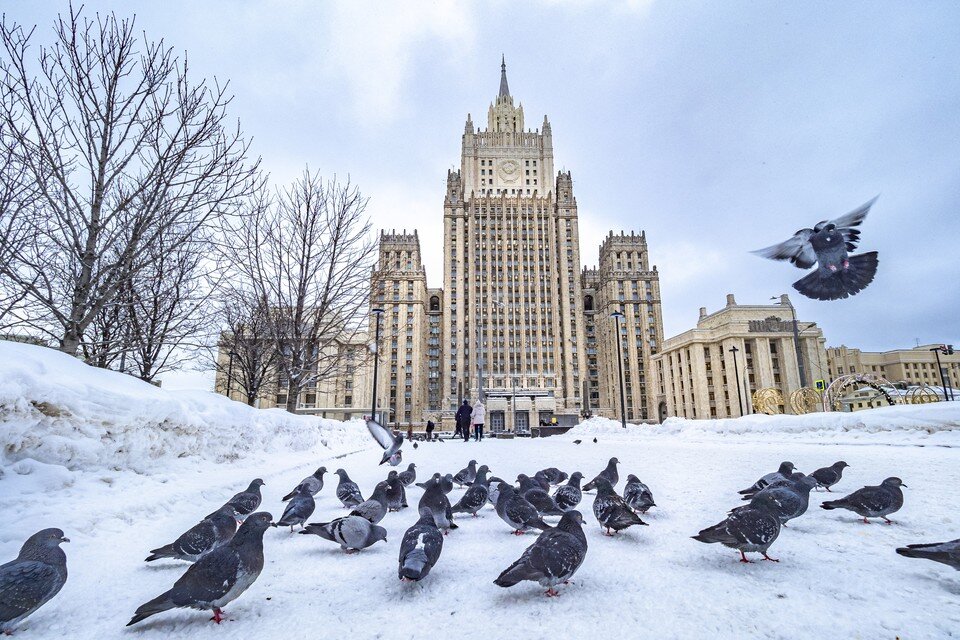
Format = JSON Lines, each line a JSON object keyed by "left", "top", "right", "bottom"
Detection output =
{"left": 59, "top": 330, "right": 82, "bottom": 356}
{"left": 285, "top": 379, "right": 299, "bottom": 413}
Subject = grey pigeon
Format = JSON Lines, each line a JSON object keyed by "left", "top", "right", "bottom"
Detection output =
{"left": 398, "top": 513, "right": 444, "bottom": 582}
{"left": 398, "top": 463, "right": 417, "bottom": 487}
{"left": 821, "top": 477, "right": 906, "bottom": 524}
{"left": 282, "top": 467, "right": 326, "bottom": 501}
{"left": 222, "top": 479, "right": 264, "bottom": 521}
{"left": 276, "top": 486, "right": 316, "bottom": 532}
{"left": 350, "top": 481, "right": 390, "bottom": 524}
{"left": 532, "top": 471, "right": 552, "bottom": 492}
{"left": 538, "top": 468, "right": 569, "bottom": 485}
{"left": 0, "top": 528, "right": 69, "bottom": 635}
{"left": 896, "top": 539, "right": 960, "bottom": 571}
{"left": 738, "top": 462, "right": 795, "bottom": 497}
{"left": 518, "top": 474, "right": 565, "bottom": 516}
{"left": 366, "top": 417, "right": 404, "bottom": 466}
{"left": 128, "top": 512, "right": 273, "bottom": 626}
{"left": 810, "top": 461, "right": 849, "bottom": 492}
{"left": 740, "top": 471, "right": 807, "bottom": 501}
{"left": 495, "top": 484, "right": 549, "bottom": 535}
{"left": 452, "top": 466, "right": 491, "bottom": 517}
{"left": 146, "top": 506, "right": 237, "bottom": 562}
{"left": 301, "top": 515, "right": 387, "bottom": 553}
{"left": 573, "top": 439, "right": 582, "bottom": 445}
{"left": 385, "top": 471, "right": 408, "bottom": 512}
{"left": 752, "top": 197, "right": 879, "bottom": 301}
{"left": 623, "top": 474, "right": 656, "bottom": 514}
{"left": 453, "top": 460, "right": 478, "bottom": 487}
{"left": 334, "top": 469, "right": 364, "bottom": 508}
{"left": 418, "top": 481, "right": 459, "bottom": 533}
{"left": 553, "top": 472, "right": 584, "bottom": 512}
{"left": 592, "top": 478, "right": 647, "bottom": 535}
{"left": 494, "top": 510, "right": 588, "bottom": 597}
{"left": 693, "top": 502, "right": 782, "bottom": 563}
{"left": 416, "top": 472, "right": 441, "bottom": 490}
{"left": 731, "top": 476, "right": 818, "bottom": 526}
{"left": 583, "top": 457, "right": 620, "bottom": 492}
{"left": 439, "top": 473, "right": 454, "bottom": 494}
{"left": 486, "top": 476, "right": 506, "bottom": 507}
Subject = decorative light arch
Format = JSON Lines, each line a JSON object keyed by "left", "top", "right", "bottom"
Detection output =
{"left": 823, "top": 373, "right": 904, "bottom": 411}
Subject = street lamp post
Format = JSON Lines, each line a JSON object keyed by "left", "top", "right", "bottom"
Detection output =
{"left": 371, "top": 308, "right": 384, "bottom": 423}
{"left": 226, "top": 350, "right": 237, "bottom": 399}
{"left": 729, "top": 345, "right": 745, "bottom": 417}
{"left": 772, "top": 295, "right": 807, "bottom": 388}
{"left": 931, "top": 344, "right": 956, "bottom": 401}
{"left": 611, "top": 310, "right": 627, "bottom": 428}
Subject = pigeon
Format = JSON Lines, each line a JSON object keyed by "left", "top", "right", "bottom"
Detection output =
{"left": 221, "top": 479, "right": 264, "bottom": 521}
{"left": 453, "top": 460, "right": 478, "bottom": 487}
{"left": 0, "top": 528, "right": 69, "bottom": 635}
{"left": 592, "top": 438, "right": 597, "bottom": 443}
{"left": 128, "top": 512, "right": 273, "bottom": 626}
{"left": 334, "top": 469, "right": 364, "bottom": 508}
{"left": 740, "top": 471, "right": 807, "bottom": 501}
{"left": 398, "top": 463, "right": 417, "bottom": 487}
{"left": 553, "top": 472, "right": 584, "bottom": 512}
{"left": 731, "top": 476, "right": 818, "bottom": 526}
{"left": 693, "top": 501, "right": 782, "bottom": 563}
{"left": 738, "top": 462, "right": 795, "bottom": 497}
{"left": 275, "top": 486, "right": 316, "bottom": 532}
{"left": 821, "top": 477, "right": 906, "bottom": 524}
{"left": 451, "top": 466, "right": 491, "bottom": 517}
{"left": 583, "top": 457, "right": 620, "bottom": 492}
{"left": 486, "top": 476, "right": 506, "bottom": 507}
{"left": 439, "top": 473, "right": 454, "bottom": 494}
{"left": 573, "top": 439, "right": 582, "bottom": 445}
{"left": 896, "top": 539, "right": 960, "bottom": 571}
{"left": 495, "top": 484, "right": 550, "bottom": 535}
{"left": 301, "top": 515, "right": 387, "bottom": 553}
{"left": 592, "top": 478, "right": 647, "bottom": 535}
{"left": 282, "top": 467, "right": 326, "bottom": 501}
{"left": 416, "top": 473, "right": 441, "bottom": 490}
{"left": 366, "top": 417, "right": 404, "bottom": 466}
{"left": 538, "top": 467, "right": 569, "bottom": 485}
{"left": 398, "top": 513, "right": 444, "bottom": 582}
{"left": 751, "top": 197, "right": 880, "bottom": 301}
{"left": 418, "top": 479, "right": 459, "bottom": 533}
{"left": 413, "top": 442, "right": 418, "bottom": 449}
{"left": 385, "top": 471, "right": 408, "bottom": 512}
{"left": 146, "top": 506, "right": 238, "bottom": 562}
{"left": 517, "top": 474, "right": 565, "bottom": 516}
{"left": 349, "top": 481, "right": 390, "bottom": 524}
{"left": 623, "top": 475, "right": 656, "bottom": 514}
{"left": 494, "top": 510, "right": 588, "bottom": 597}
{"left": 532, "top": 471, "right": 552, "bottom": 492}
{"left": 810, "top": 461, "right": 850, "bottom": 492}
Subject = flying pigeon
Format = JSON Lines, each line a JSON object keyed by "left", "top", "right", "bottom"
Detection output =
{"left": 583, "top": 457, "right": 620, "bottom": 492}
{"left": 276, "top": 486, "right": 316, "bottom": 532}
{"left": 623, "top": 475, "right": 656, "bottom": 514}
{"left": 418, "top": 480, "right": 459, "bottom": 533}
{"left": 752, "top": 197, "right": 880, "bottom": 301}
{"left": 538, "top": 468, "right": 569, "bottom": 485}
{"left": 349, "top": 481, "right": 390, "bottom": 524}
{"left": 738, "top": 462, "right": 795, "bottom": 497}
{"left": 398, "top": 513, "right": 444, "bottom": 582}
{"left": 334, "top": 469, "right": 364, "bottom": 508}
{"left": 128, "top": 512, "right": 273, "bottom": 626}
{"left": 730, "top": 476, "right": 818, "bottom": 526}
{"left": 517, "top": 474, "right": 565, "bottom": 516}
{"left": 495, "top": 484, "right": 550, "bottom": 535}
{"left": 385, "top": 471, "right": 408, "bottom": 512}
{"left": 366, "top": 417, "right": 404, "bottom": 466}
{"left": 693, "top": 502, "right": 782, "bottom": 563}
{"left": 451, "top": 466, "right": 491, "bottom": 517}
{"left": 0, "top": 528, "right": 69, "bottom": 635}
{"left": 282, "top": 467, "right": 326, "bottom": 501}
{"left": 553, "top": 472, "right": 584, "bottom": 512}
{"left": 896, "top": 539, "right": 960, "bottom": 571}
{"left": 146, "top": 506, "right": 238, "bottom": 562}
{"left": 494, "top": 510, "right": 588, "bottom": 597}
{"left": 398, "top": 463, "right": 417, "bottom": 487}
{"left": 486, "top": 476, "right": 506, "bottom": 507}
{"left": 821, "top": 477, "right": 906, "bottom": 524}
{"left": 301, "top": 515, "right": 387, "bottom": 554}
{"left": 592, "top": 478, "right": 647, "bottom": 535}
{"left": 810, "top": 461, "right": 849, "bottom": 492}
{"left": 220, "top": 479, "right": 264, "bottom": 521}
{"left": 453, "top": 460, "right": 478, "bottom": 488}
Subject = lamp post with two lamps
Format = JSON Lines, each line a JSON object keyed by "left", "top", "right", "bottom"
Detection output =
{"left": 610, "top": 310, "right": 627, "bottom": 428}
{"left": 370, "top": 308, "right": 384, "bottom": 423}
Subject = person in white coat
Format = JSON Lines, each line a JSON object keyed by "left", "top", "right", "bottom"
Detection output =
{"left": 471, "top": 400, "right": 486, "bottom": 442}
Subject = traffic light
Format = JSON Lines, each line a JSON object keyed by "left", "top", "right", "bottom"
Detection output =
{"left": 947, "top": 345, "right": 955, "bottom": 355}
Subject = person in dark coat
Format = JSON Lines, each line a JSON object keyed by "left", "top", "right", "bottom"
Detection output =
{"left": 455, "top": 399, "right": 472, "bottom": 443}
{"left": 426, "top": 420, "right": 435, "bottom": 441}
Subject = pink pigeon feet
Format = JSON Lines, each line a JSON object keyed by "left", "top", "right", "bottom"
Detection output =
{"left": 210, "top": 608, "right": 225, "bottom": 624}
{"left": 545, "top": 588, "right": 560, "bottom": 597}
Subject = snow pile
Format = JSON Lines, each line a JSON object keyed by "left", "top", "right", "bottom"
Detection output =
{"left": 567, "top": 402, "right": 960, "bottom": 444}
{"left": 0, "top": 340, "right": 371, "bottom": 474}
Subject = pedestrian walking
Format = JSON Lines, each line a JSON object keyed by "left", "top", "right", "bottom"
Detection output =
{"left": 456, "top": 399, "right": 472, "bottom": 443}
{"left": 472, "top": 400, "right": 486, "bottom": 442}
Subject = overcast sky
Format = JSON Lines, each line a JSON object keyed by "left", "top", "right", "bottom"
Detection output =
{"left": 7, "top": 1, "right": 960, "bottom": 390}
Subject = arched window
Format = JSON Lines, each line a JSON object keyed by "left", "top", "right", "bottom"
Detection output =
{"left": 429, "top": 296, "right": 440, "bottom": 311}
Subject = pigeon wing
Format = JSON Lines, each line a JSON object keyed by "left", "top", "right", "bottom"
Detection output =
{"left": 0, "top": 561, "right": 61, "bottom": 622}
{"left": 751, "top": 229, "right": 817, "bottom": 269}
{"left": 169, "top": 546, "right": 240, "bottom": 606}
{"left": 366, "top": 419, "right": 398, "bottom": 451}
{"left": 829, "top": 196, "right": 877, "bottom": 251}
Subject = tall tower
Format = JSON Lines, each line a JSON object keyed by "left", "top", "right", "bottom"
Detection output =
{"left": 442, "top": 59, "right": 587, "bottom": 430}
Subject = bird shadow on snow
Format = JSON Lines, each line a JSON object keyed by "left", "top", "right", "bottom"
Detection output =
{"left": 915, "top": 571, "right": 960, "bottom": 596}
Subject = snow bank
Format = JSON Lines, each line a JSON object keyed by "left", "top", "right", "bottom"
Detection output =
{"left": 0, "top": 340, "right": 370, "bottom": 474}
{"left": 568, "top": 402, "right": 960, "bottom": 444}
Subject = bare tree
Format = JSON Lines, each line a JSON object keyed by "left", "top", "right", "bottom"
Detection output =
{"left": 0, "top": 7, "right": 257, "bottom": 354}
{"left": 212, "top": 289, "right": 277, "bottom": 406}
{"left": 226, "top": 170, "right": 377, "bottom": 412}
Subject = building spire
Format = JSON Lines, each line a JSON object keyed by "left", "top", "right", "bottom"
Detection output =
{"left": 499, "top": 54, "right": 510, "bottom": 97}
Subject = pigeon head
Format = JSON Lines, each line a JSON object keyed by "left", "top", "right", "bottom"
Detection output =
{"left": 19, "top": 528, "right": 69, "bottom": 563}
{"left": 834, "top": 461, "right": 850, "bottom": 469}
{"left": 569, "top": 472, "right": 583, "bottom": 480}
{"left": 594, "top": 477, "right": 617, "bottom": 496}
{"left": 387, "top": 471, "right": 398, "bottom": 480}
{"left": 335, "top": 469, "right": 349, "bottom": 478}
{"left": 516, "top": 473, "right": 529, "bottom": 483}
{"left": 811, "top": 225, "right": 842, "bottom": 251}
{"left": 557, "top": 510, "right": 584, "bottom": 531}
{"left": 371, "top": 525, "right": 388, "bottom": 544}
{"left": 408, "top": 463, "right": 417, "bottom": 470}
{"left": 777, "top": 462, "right": 795, "bottom": 475}
{"left": 314, "top": 467, "right": 327, "bottom": 478}
{"left": 237, "top": 512, "right": 274, "bottom": 537}
{"left": 248, "top": 478, "right": 265, "bottom": 491}
{"left": 477, "top": 464, "right": 490, "bottom": 475}
{"left": 627, "top": 474, "right": 640, "bottom": 483}
{"left": 882, "top": 477, "right": 906, "bottom": 488}
{"left": 609, "top": 457, "right": 620, "bottom": 466}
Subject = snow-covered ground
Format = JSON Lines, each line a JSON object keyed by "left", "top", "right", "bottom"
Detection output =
{"left": 2, "top": 341, "right": 960, "bottom": 638}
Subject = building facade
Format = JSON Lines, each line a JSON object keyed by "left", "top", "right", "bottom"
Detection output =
{"left": 826, "top": 344, "right": 960, "bottom": 391}
{"left": 652, "top": 294, "right": 828, "bottom": 419}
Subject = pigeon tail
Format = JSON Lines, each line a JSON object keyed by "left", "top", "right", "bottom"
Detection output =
{"left": 494, "top": 559, "right": 539, "bottom": 587}
{"left": 399, "top": 550, "right": 430, "bottom": 581}
{"left": 301, "top": 523, "right": 335, "bottom": 541}
{"left": 793, "top": 251, "right": 878, "bottom": 301}
{"left": 820, "top": 499, "right": 846, "bottom": 510}
{"left": 281, "top": 487, "right": 301, "bottom": 501}
{"left": 144, "top": 544, "right": 176, "bottom": 562}
{"left": 127, "top": 591, "right": 176, "bottom": 626}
